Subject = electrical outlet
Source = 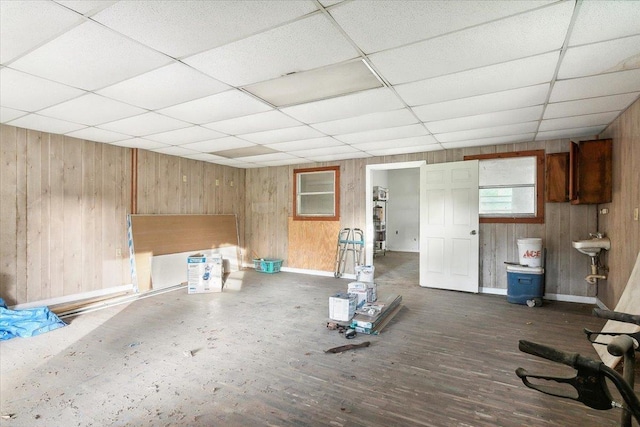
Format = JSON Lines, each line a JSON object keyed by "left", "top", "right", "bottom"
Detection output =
{"left": 230, "top": 181, "right": 234, "bottom": 187}
{"left": 634, "top": 207, "right": 639, "bottom": 221}
{"left": 599, "top": 208, "right": 609, "bottom": 215}
{"left": 215, "top": 179, "right": 219, "bottom": 186}
{"left": 182, "top": 175, "right": 187, "bottom": 183}
{"left": 116, "top": 248, "right": 122, "bottom": 257}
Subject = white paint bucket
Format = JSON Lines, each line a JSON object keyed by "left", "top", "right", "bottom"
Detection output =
{"left": 517, "top": 238, "right": 543, "bottom": 267}
{"left": 355, "top": 265, "right": 375, "bottom": 282}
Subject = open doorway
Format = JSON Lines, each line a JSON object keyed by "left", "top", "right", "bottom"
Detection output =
{"left": 365, "top": 161, "right": 425, "bottom": 285}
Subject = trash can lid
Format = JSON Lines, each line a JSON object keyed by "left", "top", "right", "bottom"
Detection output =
{"left": 506, "top": 265, "right": 544, "bottom": 274}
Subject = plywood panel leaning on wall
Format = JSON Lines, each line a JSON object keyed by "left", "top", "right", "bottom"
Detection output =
{"left": 129, "top": 214, "right": 240, "bottom": 292}
{"left": 288, "top": 219, "right": 342, "bottom": 272}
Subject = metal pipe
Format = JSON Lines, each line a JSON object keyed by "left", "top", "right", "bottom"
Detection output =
{"left": 585, "top": 274, "right": 607, "bottom": 284}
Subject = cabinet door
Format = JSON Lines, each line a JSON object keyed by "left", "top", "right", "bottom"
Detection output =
{"left": 570, "top": 139, "right": 612, "bottom": 205}
{"left": 546, "top": 152, "right": 570, "bottom": 202}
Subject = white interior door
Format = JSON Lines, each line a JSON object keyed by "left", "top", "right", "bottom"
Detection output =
{"left": 420, "top": 160, "right": 479, "bottom": 292}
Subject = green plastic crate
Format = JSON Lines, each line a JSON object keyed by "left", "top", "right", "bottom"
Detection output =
{"left": 253, "top": 258, "right": 283, "bottom": 274}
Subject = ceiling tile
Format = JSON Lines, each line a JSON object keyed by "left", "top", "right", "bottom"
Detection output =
{"left": 351, "top": 135, "right": 437, "bottom": 151}
{"left": 335, "top": 123, "right": 428, "bottom": 144}
{"left": 558, "top": 35, "right": 640, "bottom": 79}
{"left": 266, "top": 137, "right": 345, "bottom": 152}
{"left": 55, "top": 1, "right": 117, "bottom": 16}
{"left": 303, "top": 151, "right": 372, "bottom": 162}
{"left": 289, "top": 145, "right": 360, "bottom": 157}
{"left": 38, "top": 93, "right": 145, "bottom": 126}
{"left": 435, "top": 122, "right": 539, "bottom": 143}
{"left": 535, "top": 126, "right": 605, "bottom": 141}
{"left": 179, "top": 136, "right": 254, "bottom": 153}
{"left": 550, "top": 69, "right": 640, "bottom": 102}
{"left": 426, "top": 105, "right": 543, "bottom": 134}
{"left": 369, "top": 2, "right": 573, "bottom": 84}
{"left": 242, "top": 59, "right": 383, "bottom": 107}
{"left": 544, "top": 93, "right": 639, "bottom": 119}
{"left": 281, "top": 87, "right": 403, "bottom": 124}
{"left": 160, "top": 90, "right": 271, "bottom": 125}
{"left": 184, "top": 14, "right": 358, "bottom": 87}
{"left": 66, "top": 127, "right": 129, "bottom": 143}
{"left": 239, "top": 125, "right": 325, "bottom": 145}
{"left": 0, "top": 106, "right": 28, "bottom": 123}
{"left": 330, "top": 0, "right": 552, "bottom": 53}
{"left": 569, "top": 1, "right": 640, "bottom": 46}
{"left": 414, "top": 84, "right": 549, "bottom": 122}
{"left": 97, "top": 63, "right": 230, "bottom": 110}
{"left": 98, "top": 112, "right": 191, "bottom": 136}
{"left": 213, "top": 145, "right": 277, "bottom": 158}
{"left": 320, "top": 0, "right": 345, "bottom": 7}
{"left": 152, "top": 146, "right": 200, "bottom": 157}
{"left": 208, "top": 158, "right": 255, "bottom": 167}
{"left": 234, "top": 152, "right": 298, "bottom": 163}
{"left": 395, "top": 52, "right": 559, "bottom": 106}
{"left": 1, "top": 0, "right": 83, "bottom": 63}
{"left": 9, "top": 21, "right": 172, "bottom": 90}
{"left": 441, "top": 133, "right": 536, "bottom": 149}
{"left": 259, "top": 158, "right": 313, "bottom": 167}
{"left": 181, "top": 153, "right": 227, "bottom": 162}
{"left": 93, "top": 0, "right": 317, "bottom": 58}
{"left": 0, "top": 68, "right": 85, "bottom": 111}
{"left": 204, "top": 110, "right": 302, "bottom": 135}
{"left": 7, "top": 114, "right": 86, "bottom": 134}
{"left": 538, "top": 111, "right": 620, "bottom": 132}
{"left": 365, "top": 144, "right": 442, "bottom": 157}
{"left": 144, "top": 126, "right": 227, "bottom": 145}
{"left": 311, "top": 109, "right": 418, "bottom": 135}
{"left": 110, "top": 138, "right": 169, "bottom": 150}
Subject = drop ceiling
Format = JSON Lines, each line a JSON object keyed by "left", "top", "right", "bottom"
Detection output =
{"left": 1, "top": 0, "right": 639, "bottom": 168}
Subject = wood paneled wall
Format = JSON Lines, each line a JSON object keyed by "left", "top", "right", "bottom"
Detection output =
{"left": 135, "top": 150, "right": 245, "bottom": 252}
{"left": 245, "top": 140, "right": 602, "bottom": 298}
{"left": 1, "top": 125, "right": 246, "bottom": 305}
{"left": 5, "top": 94, "right": 636, "bottom": 306}
{"left": 1, "top": 125, "right": 131, "bottom": 305}
{"left": 599, "top": 98, "right": 640, "bottom": 309}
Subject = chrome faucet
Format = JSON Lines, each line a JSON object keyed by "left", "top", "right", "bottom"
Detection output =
{"left": 589, "top": 232, "right": 604, "bottom": 239}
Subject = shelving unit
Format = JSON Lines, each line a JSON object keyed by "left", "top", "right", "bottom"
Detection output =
{"left": 373, "top": 186, "right": 388, "bottom": 257}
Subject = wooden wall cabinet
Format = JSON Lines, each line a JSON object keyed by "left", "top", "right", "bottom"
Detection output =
{"left": 545, "top": 152, "right": 570, "bottom": 202}
{"left": 569, "top": 139, "right": 612, "bottom": 205}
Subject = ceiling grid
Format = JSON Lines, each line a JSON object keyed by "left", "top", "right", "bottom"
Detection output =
{"left": 1, "top": 0, "right": 639, "bottom": 167}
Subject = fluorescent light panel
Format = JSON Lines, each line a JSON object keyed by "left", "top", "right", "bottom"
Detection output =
{"left": 212, "top": 145, "right": 278, "bottom": 159}
{"left": 242, "top": 59, "right": 383, "bottom": 107}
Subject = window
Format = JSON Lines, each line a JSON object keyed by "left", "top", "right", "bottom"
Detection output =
{"left": 464, "top": 150, "right": 544, "bottom": 224}
{"left": 293, "top": 166, "right": 340, "bottom": 221}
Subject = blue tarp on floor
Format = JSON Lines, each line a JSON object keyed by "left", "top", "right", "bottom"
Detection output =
{"left": 0, "top": 298, "right": 66, "bottom": 341}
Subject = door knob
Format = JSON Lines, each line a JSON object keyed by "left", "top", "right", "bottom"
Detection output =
{"left": 470, "top": 230, "right": 477, "bottom": 235}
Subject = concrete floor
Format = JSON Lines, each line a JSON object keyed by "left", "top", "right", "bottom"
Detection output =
{"left": 0, "top": 252, "right": 630, "bottom": 426}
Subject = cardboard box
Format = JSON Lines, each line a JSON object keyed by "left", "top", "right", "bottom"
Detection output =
{"left": 373, "top": 186, "right": 388, "bottom": 201}
{"left": 187, "top": 254, "right": 223, "bottom": 294}
{"left": 329, "top": 292, "right": 356, "bottom": 322}
{"left": 347, "top": 282, "right": 371, "bottom": 308}
{"left": 351, "top": 294, "right": 402, "bottom": 334}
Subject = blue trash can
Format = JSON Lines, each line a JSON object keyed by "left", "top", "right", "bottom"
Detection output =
{"left": 506, "top": 265, "right": 544, "bottom": 307}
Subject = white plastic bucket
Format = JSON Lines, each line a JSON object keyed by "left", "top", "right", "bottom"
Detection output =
{"left": 355, "top": 265, "right": 375, "bottom": 282}
{"left": 517, "top": 238, "right": 543, "bottom": 267}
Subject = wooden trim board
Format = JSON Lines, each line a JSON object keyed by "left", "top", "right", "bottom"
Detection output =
{"left": 130, "top": 214, "right": 239, "bottom": 292}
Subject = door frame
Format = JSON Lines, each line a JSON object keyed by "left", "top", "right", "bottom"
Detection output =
{"left": 365, "top": 161, "right": 426, "bottom": 283}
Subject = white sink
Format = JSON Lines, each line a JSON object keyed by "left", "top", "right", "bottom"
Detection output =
{"left": 572, "top": 237, "right": 611, "bottom": 256}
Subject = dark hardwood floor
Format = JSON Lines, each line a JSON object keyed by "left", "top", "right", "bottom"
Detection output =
{"left": 2, "top": 255, "right": 637, "bottom": 426}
